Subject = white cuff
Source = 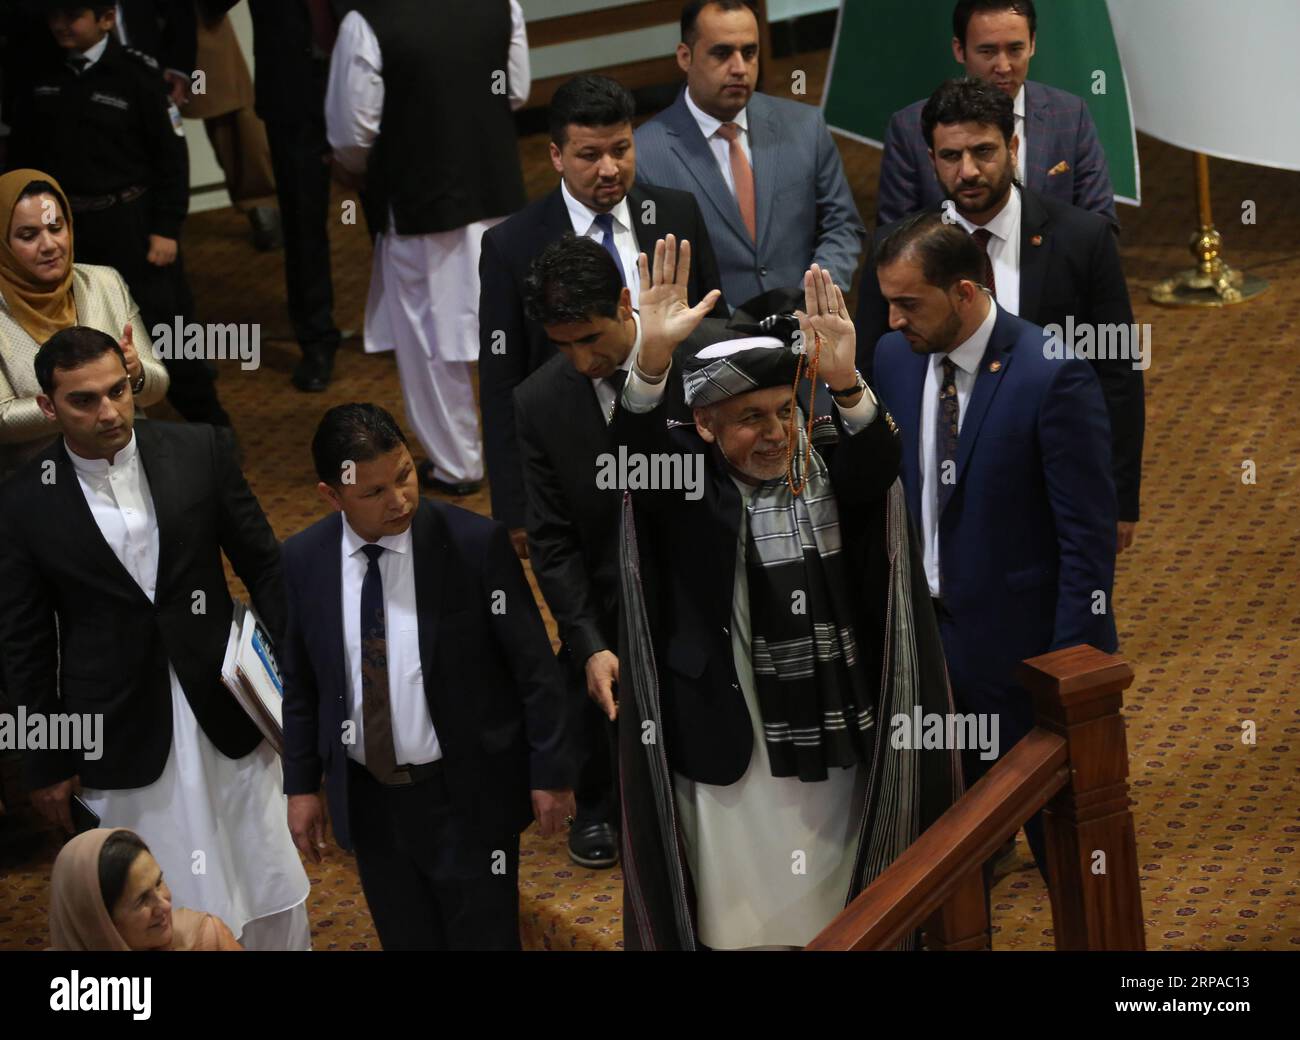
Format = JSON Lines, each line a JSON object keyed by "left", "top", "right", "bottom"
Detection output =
{"left": 621, "top": 359, "right": 672, "bottom": 414}
{"left": 835, "top": 381, "right": 878, "bottom": 434}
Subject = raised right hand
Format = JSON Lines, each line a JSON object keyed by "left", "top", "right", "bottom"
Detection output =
{"left": 635, "top": 235, "right": 722, "bottom": 378}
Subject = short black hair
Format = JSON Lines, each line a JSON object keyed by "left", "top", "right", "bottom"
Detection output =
{"left": 921, "top": 76, "right": 1015, "bottom": 148}
{"left": 34, "top": 326, "right": 125, "bottom": 394}
{"left": 98, "top": 830, "right": 150, "bottom": 916}
{"left": 681, "top": 0, "right": 758, "bottom": 48}
{"left": 43, "top": 4, "right": 116, "bottom": 19}
{"left": 311, "top": 403, "right": 409, "bottom": 486}
{"left": 874, "top": 211, "right": 986, "bottom": 290}
{"left": 524, "top": 234, "right": 624, "bottom": 327}
{"left": 14, "top": 178, "right": 70, "bottom": 227}
{"left": 548, "top": 74, "right": 635, "bottom": 148}
{"left": 952, "top": 0, "right": 1036, "bottom": 46}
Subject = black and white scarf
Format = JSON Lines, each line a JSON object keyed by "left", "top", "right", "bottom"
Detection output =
{"left": 742, "top": 413, "right": 873, "bottom": 781}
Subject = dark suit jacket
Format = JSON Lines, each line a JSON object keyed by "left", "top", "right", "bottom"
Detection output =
{"left": 876, "top": 80, "right": 1118, "bottom": 228}
{"left": 279, "top": 498, "right": 570, "bottom": 851}
{"left": 215, "top": 0, "right": 351, "bottom": 122}
{"left": 478, "top": 182, "right": 725, "bottom": 531}
{"left": 0, "top": 421, "right": 286, "bottom": 791}
{"left": 515, "top": 355, "right": 621, "bottom": 671}
{"left": 635, "top": 88, "right": 865, "bottom": 303}
{"left": 856, "top": 187, "right": 1143, "bottom": 519}
{"left": 611, "top": 379, "right": 902, "bottom": 785}
{"left": 872, "top": 306, "right": 1118, "bottom": 701}
{"left": 119, "top": 0, "right": 198, "bottom": 74}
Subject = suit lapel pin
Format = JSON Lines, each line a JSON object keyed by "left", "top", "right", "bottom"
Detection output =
{"left": 988, "top": 360, "right": 1002, "bottom": 372}
{"left": 1030, "top": 234, "right": 1043, "bottom": 246}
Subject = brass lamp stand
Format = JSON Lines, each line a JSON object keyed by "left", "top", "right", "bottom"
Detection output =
{"left": 1150, "top": 152, "right": 1269, "bottom": 306}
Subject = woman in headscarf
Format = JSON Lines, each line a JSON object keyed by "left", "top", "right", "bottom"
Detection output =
{"left": 49, "top": 828, "right": 242, "bottom": 951}
{"left": 0, "top": 169, "right": 169, "bottom": 476}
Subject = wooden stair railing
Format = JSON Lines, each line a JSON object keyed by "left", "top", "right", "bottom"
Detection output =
{"left": 806, "top": 645, "right": 1145, "bottom": 951}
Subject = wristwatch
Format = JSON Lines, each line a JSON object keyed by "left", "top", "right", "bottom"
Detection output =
{"left": 131, "top": 369, "right": 146, "bottom": 395}
{"left": 827, "top": 371, "right": 866, "bottom": 400}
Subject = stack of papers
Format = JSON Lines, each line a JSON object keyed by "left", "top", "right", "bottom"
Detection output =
{"left": 220, "top": 601, "right": 284, "bottom": 756}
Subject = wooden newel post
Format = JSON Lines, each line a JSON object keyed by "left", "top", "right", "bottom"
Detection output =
{"left": 1017, "top": 646, "right": 1146, "bottom": 950}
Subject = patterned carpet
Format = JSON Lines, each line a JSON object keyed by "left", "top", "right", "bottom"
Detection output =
{"left": 2, "top": 50, "right": 1298, "bottom": 951}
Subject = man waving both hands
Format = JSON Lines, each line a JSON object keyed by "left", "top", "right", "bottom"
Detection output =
{"left": 612, "top": 237, "right": 960, "bottom": 950}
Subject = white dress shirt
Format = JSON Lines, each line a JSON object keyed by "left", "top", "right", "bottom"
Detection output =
{"left": 920, "top": 298, "right": 997, "bottom": 597}
{"left": 69, "top": 432, "right": 158, "bottom": 594}
{"left": 340, "top": 514, "right": 442, "bottom": 767}
{"left": 952, "top": 182, "right": 1022, "bottom": 317}
{"left": 684, "top": 88, "right": 752, "bottom": 197}
{"left": 73, "top": 32, "right": 110, "bottom": 71}
{"left": 591, "top": 311, "right": 642, "bottom": 422}
{"left": 562, "top": 180, "right": 642, "bottom": 306}
{"left": 326, "top": 2, "right": 530, "bottom": 174}
{"left": 1013, "top": 84, "right": 1027, "bottom": 185}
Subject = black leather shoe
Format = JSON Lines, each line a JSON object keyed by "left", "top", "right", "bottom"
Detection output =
{"left": 291, "top": 347, "right": 335, "bottom": 392}
{"left": 248, "top": 206, "right": 283, "bottom": 251}
{"left": 416, "top": 460, "right": 480, "bottom": 496}
{"left": 568, "top": 822, "right": 619, "bottom": 869}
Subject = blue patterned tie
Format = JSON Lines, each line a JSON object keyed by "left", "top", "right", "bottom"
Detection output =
{"left": 937, "top": 357, "right": 960, "bottom": 515}
{"left": 360, "top": 544, "right": 399, "bottom": 782}
{"left": 593, "top": 212, "right": 627, "bottom": 286}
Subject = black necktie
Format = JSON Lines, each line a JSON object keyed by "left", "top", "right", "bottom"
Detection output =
{"left": 603, "top": 368, "right": 628, "bottom": 423}
{"left": 67, "top": 55, "right": 89, "bottom": 77}
{"left": 936, "top": 357, "right": 960, "bottom": 517}
{"left": 360, "top": 544, "right": 400, "bottom": 783}
{"left": 971, "top": 228, "right": 997, "bottom": 300}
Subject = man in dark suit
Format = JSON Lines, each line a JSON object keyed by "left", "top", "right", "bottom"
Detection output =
{"left": 870, "top": 213, "right": 1117, "bottom": 875}
{"left": 0, "top": 326, "right": 309, "bottom": 948}
{"left": 280, "top": 403, "right": 574, "bottom": 950}
{"left": 610, "top": 240, "right": 959, "bottom": 950}
{"left": 633, "top": 0, "right": 864, "bottom": 303}
{"left": 858, "top": 77, "right": 1143, "bottom": 549}
{"left": 479, "top": 72, "right": 725, "bottom": 556}
{"left": 213, "top": 0, "right": 346, "bottom": 391}
{"left": 514, "top": 235, "right": 721, "bottom": 869}
{"left": 876, "top": 0, "right": 1117, "bottom": 228}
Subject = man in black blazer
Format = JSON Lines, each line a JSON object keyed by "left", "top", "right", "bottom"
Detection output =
{"left": 281, "top": 403, "right": 574, "bottom": 950}
{"left": 856, "top": 77, "right": 1143, "bottom": 548}
{"left": 514, "top": 235, "right": 719, "bottom": 869}
{"left": 0, "top": 326, "right": 309, "bottom": 948}
{"left": 212, "top": 0, "right": 347, "bottom": 391}
{"left": 478, "top": 73, "right": 725, "bottom": 557}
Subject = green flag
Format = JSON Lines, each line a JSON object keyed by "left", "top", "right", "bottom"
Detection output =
{"left": 822, "top": 0, "right": 1140, "bottom": 204}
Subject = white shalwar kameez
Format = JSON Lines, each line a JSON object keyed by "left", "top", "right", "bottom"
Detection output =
{"left": 69, "top": 434, "right": 311, "bottom": 950}
{"left": 325, "top": 3, "right": 530, "bottom": 485}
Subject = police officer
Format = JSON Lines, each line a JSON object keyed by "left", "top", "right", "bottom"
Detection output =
{"left": 7, "top": 2, "right": 230, "bottom": 427}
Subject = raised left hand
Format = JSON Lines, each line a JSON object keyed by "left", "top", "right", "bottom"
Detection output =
{"left": 118, "top": 321, "right": 142, "bottom": 383}
{"left": 531, "top": 788, "right": 576, "bottom": 838}
{"left": 796, "top": 264, "right": 857, "bottom": 390}
{"left": 1117, "top": 521, "right": 1137, "bottom": 553}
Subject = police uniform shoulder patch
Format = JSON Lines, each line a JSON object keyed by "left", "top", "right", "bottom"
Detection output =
{"left": 124, "top": 46, "right": 160, "bottom": 71}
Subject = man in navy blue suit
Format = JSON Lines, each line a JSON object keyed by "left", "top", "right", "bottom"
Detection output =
{"left": 279, "top": 403, "right": 573, "bottom": 949}
{"left": 876, "top": 0, "right": 1117, "bottom": 228}
{"left": 870, "top": 212, "right": 1117, "bottom": 876}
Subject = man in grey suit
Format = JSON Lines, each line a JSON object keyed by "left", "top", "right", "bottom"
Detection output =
{"left": 634, "top": 0, "right": 864, "bottom": 304}
{"left": 876, "top": 0, "right": 1118, "bottom": 229}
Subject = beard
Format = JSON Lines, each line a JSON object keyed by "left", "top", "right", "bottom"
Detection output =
{"left": 950, "top": 165, "right": 1015, "bottom": 216}
{"left": 908, "top": 300, "right": 964, "bottom": 355}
